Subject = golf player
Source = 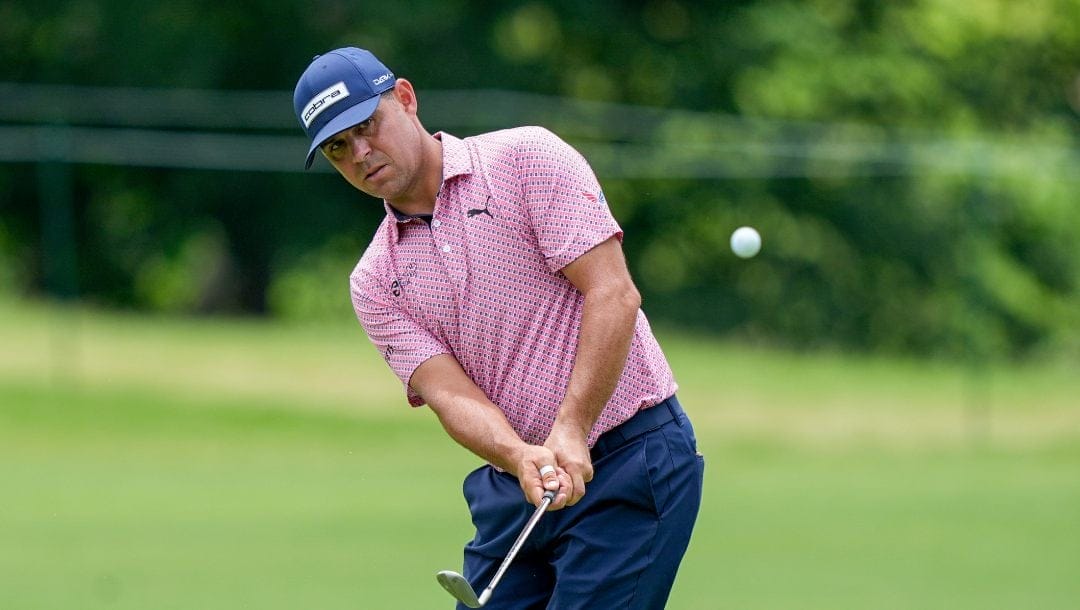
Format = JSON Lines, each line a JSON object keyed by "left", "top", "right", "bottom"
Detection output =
{"left": 293, "top": 47, "right": 704, "bottom": 609}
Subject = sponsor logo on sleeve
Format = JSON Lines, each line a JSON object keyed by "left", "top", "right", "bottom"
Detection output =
{"left": 583, "top": 190, "right": 607, "bottom": 206}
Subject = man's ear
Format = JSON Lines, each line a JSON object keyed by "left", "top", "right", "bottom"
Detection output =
{"left": 391, "top": 78, "right": 418, "bottom": 114}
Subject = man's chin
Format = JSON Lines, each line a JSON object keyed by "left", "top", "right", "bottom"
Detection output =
{"left": 349, "top": 181, "right": 383, "bottom": 199}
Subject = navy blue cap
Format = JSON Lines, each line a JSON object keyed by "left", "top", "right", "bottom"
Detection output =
{"left": 293, "top": 47, "right": 396, "bottom": 169}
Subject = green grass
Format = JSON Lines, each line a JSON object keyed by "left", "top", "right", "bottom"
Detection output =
{"left": 1, "top": 299, "right": 1078, "bottom": 609}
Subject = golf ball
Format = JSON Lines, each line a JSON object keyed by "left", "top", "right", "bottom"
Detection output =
{"left": 730, "top": 226, "right": 761, "bottom": 258}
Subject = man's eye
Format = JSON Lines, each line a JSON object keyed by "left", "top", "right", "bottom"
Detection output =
{"left": 324, "top": 141, "right": 344, "bottom": 158}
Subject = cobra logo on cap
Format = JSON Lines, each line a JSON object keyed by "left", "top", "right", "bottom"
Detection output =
{"left": 302, "top": 81, "right": 350, "bottom": 128}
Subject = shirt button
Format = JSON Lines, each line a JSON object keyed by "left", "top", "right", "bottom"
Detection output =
{"left": 441, "top": 244, "right": 452, "bottom": 253}
{"left": 431, "top": 219, "right": 442, "bottom": 228}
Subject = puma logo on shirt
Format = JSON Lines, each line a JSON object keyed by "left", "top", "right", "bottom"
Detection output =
{"left": 467, "top": 197, "right": 494, "bottom": 219}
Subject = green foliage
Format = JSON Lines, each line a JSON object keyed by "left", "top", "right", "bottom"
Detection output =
{"left": 267, "top": 234, "right": 367, "bottom": 323}
{"left": 133, "top": 225, "right": 235, "bottom": 312}
{"left": 2, "top": 0, "right": 1079, "bottom": 358}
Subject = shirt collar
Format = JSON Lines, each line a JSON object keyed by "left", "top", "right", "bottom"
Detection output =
{"left": 436, "top": 131, "right": 473, "bottom": 183}
{"left": 385, "top": 131, "right": 472, "bottom": 242}
{"left": 387, "top": 205, "right": 414, "bottom": 223}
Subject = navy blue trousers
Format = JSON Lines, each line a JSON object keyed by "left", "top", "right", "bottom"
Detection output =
{"left": 458, "top": 396, "right": 704, "bottom": 609}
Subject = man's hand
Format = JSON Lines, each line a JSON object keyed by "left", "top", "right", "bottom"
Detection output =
{"left": 513, "top": 445, "right": 573, "bottom": 510}
{"left": 544, "top": 422, "right": 594, "bottom": 506}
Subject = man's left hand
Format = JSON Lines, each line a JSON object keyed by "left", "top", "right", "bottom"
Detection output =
{"left": 544, "top": 423, "right": 594, "bottom": 506}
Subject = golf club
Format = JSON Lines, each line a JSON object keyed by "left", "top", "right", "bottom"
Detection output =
{"left": 436, "top": 489, "right": 556, "bottom": 608}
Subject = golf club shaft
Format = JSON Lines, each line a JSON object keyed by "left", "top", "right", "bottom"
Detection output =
{"left": 478, "top": 489, "right": 555, "bottom": 605}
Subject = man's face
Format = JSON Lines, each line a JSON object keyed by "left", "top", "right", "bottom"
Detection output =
{"left": 319, "top": 90, "right": 424, "bottom": 202}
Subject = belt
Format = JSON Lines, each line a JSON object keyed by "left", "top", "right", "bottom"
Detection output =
{"left": 591, "top": 395, "right": 684, "bottom": 460}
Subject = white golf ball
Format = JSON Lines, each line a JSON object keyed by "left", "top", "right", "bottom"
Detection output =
{"left": 730, "top": 226, "right": 761, "bottom": 258}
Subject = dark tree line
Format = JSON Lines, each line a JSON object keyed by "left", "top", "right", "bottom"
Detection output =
{"left": 2, "top": 0, "right": 1078, "bottom": 359}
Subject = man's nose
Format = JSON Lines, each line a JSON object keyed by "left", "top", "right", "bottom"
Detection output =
{"left": 350, "top": 133, "right": 372, "bottom": 162}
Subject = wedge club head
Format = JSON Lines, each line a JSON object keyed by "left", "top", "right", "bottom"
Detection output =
{"left": 436, "top": 570, "right": 484, "bottom": 608}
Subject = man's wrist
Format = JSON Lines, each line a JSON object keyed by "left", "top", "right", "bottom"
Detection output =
{"left": 500, "top": 440, "right": 534, "bottom": 475}
{"left": 551, "top": 412, "right": 591, "bottom": 439}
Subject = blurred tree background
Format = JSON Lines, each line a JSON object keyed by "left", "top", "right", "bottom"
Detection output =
{"left": 1, "top": 0, "right": 1079, "bottom": 360}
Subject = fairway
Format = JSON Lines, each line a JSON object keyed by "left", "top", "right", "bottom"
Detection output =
{"left": 1, "top": 300, "right": 1078, "bottom": 609}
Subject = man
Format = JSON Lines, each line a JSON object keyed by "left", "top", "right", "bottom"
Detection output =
{"left": 293, "top": 47, "right": 703, "bottom": 609}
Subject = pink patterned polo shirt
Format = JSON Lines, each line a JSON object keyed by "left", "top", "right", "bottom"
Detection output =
{"left": 350, "top": 127, "right": 677, "bottom": 447}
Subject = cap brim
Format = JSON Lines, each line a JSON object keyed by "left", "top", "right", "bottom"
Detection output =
{"left": 304, "top": 95, "right": 383, "bottom": 169}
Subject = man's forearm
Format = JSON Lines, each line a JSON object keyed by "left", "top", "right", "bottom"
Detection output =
{"left": 410, "top": 354, "right": 529, "bottom": 472}
{"left": 411, "top": 353, "right": 571, "bottom": 509}
{"left": 551, "top": 237, "right": 643, "bottom": 438}
{"left": 553, "top": 282, "right": 640, "bottom": 435}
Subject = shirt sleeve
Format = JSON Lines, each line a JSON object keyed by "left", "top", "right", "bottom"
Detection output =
{"left": 516, "top": 127, "right": 623, "bottom": 272}
{"left": 350, "top": 258, "right": 450, "bottom": 407}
